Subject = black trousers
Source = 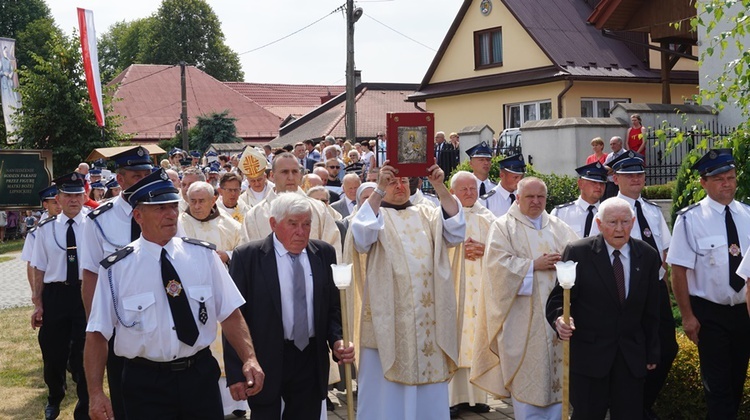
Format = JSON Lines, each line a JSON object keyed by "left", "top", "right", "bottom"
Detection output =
{"left": 571, "top": 350, "right": 644, "bottom": 420}
{"left": 38, "top": 281, "right": 89, "bottom": 419}
{"left": 107, "top": 333, "right": 126, "bottom": 419}
{"left": 121, "top": 349, "right": 223, "bottom": 419}
{"left": 643, "top": 279, "right": 678, "bottom": 409}
{"left": 250, "top": 339, "right": 322, "bottom": 420}
{"left": 691, "top": 296, "right": 750, "bottom": 420}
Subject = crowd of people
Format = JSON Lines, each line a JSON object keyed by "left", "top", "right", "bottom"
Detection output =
{"left": 17, "top": 123, "right": 750, "bottom": 420}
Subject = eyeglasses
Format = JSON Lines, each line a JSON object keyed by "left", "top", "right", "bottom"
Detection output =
{"left": 327, "top": 166, "right": 339, "bottom": 169}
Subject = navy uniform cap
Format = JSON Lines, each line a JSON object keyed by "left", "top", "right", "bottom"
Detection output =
{"left": 124, "top": 169, "right": 180, "bottom": 208}
{"left": 168, "top": 147, "right": 183, "bottom": 157}
{"left": 52, "top": 172, "right": 86, "bottom": 194}
{"left": 105, "top": 178, "right": 120, "bottom": 189}
{"left": 90, "top": 181, "right": 106, "bottom": 190}
{"left": 575, "top": 161, "right": 607, "bottom": 183}
{"left": 206, "top": 151, "right": 218, "bottom": 157}
{"left": 92, "top": 158, "right": 107, "bottom": 168}
{"left": 110, "top": 146, "right": 153, "bottom": 170}
{"left": 208, "top": 162, "right": 221, "bottom": 173}
{"left": 466, "top": 141, "right": 493, "bottom": 158}
{"left": 189, "top": 150, "right": 201, "bottom": 158}
{"left": 89, "top": 168, "right": 102, "bottom": 175}
{"left": 691, "top": 148, "right": 735, "bottom": 177}
{"left": 610, "top": 150, "right": 645, "bottom": 174}
{"left": 499, "top": 154, "right": 526, "bottom": 174}
{"left": 38, "top": 185, "right": 58, "bottom": 201}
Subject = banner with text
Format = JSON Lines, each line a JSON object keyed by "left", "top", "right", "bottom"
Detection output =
{"left": 0, "top": 38, "right": 22, "bottom": 143}
{"left": 0, "top": 150, "right": 53, "bottom": 209}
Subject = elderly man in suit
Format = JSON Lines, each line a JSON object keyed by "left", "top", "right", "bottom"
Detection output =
{"left": 547, "top": 197, "right": 660, "bottom": 419}
{"left": 225, "top": 192, "right": 355, "bottom": 420}
{"left": 331, "top": 173, "right": 361, "bottom": 218}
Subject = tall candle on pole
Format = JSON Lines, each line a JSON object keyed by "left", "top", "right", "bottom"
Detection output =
{"left": 555, "top": 260, "right": 577, "bottom": 420}
{"left": 331, "top": 263, "right": 355, "bottom": 419}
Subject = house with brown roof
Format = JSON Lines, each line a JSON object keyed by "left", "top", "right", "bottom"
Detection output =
{"left": 406, "top": 0, "right": 699, "bottom": 134}
{"left": 225, "top": 82, "right": 345, "bottom": 121}
{"left": 108, "top": 64, "right": 282, "bottom": 144}
{"left": 268, "top": 83, "right": 424, "bottom": 147}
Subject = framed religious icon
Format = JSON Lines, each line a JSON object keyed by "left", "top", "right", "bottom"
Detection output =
{"left": 385, "top": 112, "right": 435, "bottom": 177}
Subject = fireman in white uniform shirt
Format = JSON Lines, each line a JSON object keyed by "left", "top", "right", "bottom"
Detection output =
{"left": 480, "top": 154, "right": 525, "bottom": 218}
{"left": 84, "top": 169, "right": 264, "bottom": 420}
{"left": 465, "top": 141, "right": 496, "bottom": 197}
{"left": 550, "top": 161, "right": 607, "bottom": 238}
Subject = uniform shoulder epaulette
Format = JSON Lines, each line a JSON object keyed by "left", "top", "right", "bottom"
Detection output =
{"left": 641, "top": 198, "right": 660, "bottom": 207}
{"left": 480, "top": 190, "right": 496, "bottom": 200}
{"left": 27, "top": 226, "right": 37, "bottom": 236}
{"left": 676, "top": 202, "right": 700, "bottom": 216}
{"left": 181, "top": 237, "right": 217, "bottom": 250}
{"left": 37, "top": 215, "right": 57, "bottom": 228}
{"left": 555, "top": 201, "right": 575, "bottom": 209}
{"left": 100, "top": 246, "right": 134, "bottom": 269}
{"left": 87, "top": 202, "right": 114, "bottom": 220}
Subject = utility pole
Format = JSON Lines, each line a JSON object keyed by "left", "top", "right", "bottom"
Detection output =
{"left": 345, "top": 1, "right": 361, "bottom": 144}
{"left": 180, "top": 61, "right": 189, "bottom": 151}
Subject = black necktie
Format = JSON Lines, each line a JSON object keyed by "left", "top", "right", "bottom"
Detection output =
{"left": 613, "top": 250, "right": 625, "bottom": 304}
{"left": 479, "top": 182, "right": 486, "bottom": 196}
{"left": 583, "top": 205, "right": 595, "bottom": 237}
{"left": 725, "top": 206, "right": 745, "bottom": 292}
{"left": 509, "top": 193, "right": 516, "bottom": 204}
{"left": 66, "top": 219, "right": 78, "bottom": 283}
{"left": 161, "top": 248, "right": 199, "bottom": 346}
{"left": 634, "top": 201, "right": 661, "bottom": 264}
{"left": 130, "top": 217, "right": 141, "bottom": 242}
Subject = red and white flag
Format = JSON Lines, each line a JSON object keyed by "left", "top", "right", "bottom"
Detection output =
{"left": 77, "top": 8, "right": 105, "bottom": 127}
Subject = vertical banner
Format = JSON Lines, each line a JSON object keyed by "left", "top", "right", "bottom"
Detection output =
{"left": 0, "top": 38, "right": 22, "bottom": 143}
{"left": 77, "top": 8, "right": 105, "bottom": 127}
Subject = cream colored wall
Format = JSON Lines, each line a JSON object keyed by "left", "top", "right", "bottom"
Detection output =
{"left": 429, "top": 0, "right": 552, "bottom": 84}
{"left": 425, "top": 80, "right": 698, "bottom": 131}
{"left": 648, "top": 39, "right": 698, "bottom": 72}
{"left": 563, "top": 81, "right": 699, "bottom": 117}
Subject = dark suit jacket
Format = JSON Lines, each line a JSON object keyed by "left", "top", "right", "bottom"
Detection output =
{"left": 546, "top": 235, "right": 660, "bottom": 379}
{"left": 330, "top": 198, "right": 351, "bottom": 218}
{"left": 224, "top": 235, "right": 342, "bottom": 404}
{"left": 436, "top": 143, "right": 458, "bottom": 175}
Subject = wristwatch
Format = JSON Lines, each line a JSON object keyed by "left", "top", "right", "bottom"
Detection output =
{"left": 374, "top": 188, "right": 386, "bottom": 198}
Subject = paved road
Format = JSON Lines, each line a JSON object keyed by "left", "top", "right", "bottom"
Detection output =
{"left": 0, "top": 249, "right": 517, "bottom": 419}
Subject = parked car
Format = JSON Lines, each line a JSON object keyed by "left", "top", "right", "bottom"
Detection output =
{"left": 495, "top": 128, "right": 522, "bottom": 157}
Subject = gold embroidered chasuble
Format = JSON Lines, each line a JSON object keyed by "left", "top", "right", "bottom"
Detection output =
{"left": 216, "top": 198, "right": 249, "bottom": 225}
{"left": 451, "top": 203, "right": 495, "bottom": 368}
{"left": 351, "top": 203, "right": 463, "bottom": 385}
{"left": 240, "top": 187, "right": 342, "bottom": 259}
{"left": 471, "top": 205, "right": 578, "bottom": 406}
{"left": 178, "top": 210, "right": 242, "bottom": 252}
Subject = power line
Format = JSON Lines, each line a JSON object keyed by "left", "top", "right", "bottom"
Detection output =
{"left": 363, "top": 14, "right": 437, "bottom": 52}
{"left": 118, "top": 64, "right": 178, "bottom": 87}
{"left": 238, "top": 7, "right": 343, "bottom": 56}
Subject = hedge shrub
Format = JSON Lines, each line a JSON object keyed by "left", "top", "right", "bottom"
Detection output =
{"left": 654, "top": 333, "right": 750, "bottom": 419}
{"left": 449, "top": 158, "right": 578, "bottom": 212}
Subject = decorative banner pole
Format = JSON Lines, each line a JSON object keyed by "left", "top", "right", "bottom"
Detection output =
{"left": 555, "top": 260, "right": 578, "bottom": 420}
{"left": 331, "top": 263, "right": 355, "bottom": 419}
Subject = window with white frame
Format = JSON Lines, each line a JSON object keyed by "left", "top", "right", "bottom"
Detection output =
{"left": 506, "top": 100, "right": 552, "bottom": 128}
{"left": 580, "top": 98, "right": 629, "bottom": 118}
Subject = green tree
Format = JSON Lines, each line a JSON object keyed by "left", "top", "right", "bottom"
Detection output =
{"left": 98, "top": 0, "right": 244, "bottom": 83}
{"left": 158, "top": 110, "right": 240, "bottom": 153}
{"left": 0, "top": 0, "right": 52, "bottom": 69}
{"left": 11, "top": 31, "right": 129, "bottom": 176}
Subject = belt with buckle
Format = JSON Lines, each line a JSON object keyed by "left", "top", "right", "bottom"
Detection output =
{"left": 128, "top": 347, "right": 209, "bottom": 372}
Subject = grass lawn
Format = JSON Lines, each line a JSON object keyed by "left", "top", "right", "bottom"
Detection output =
{"left": 0, "top": 306, "right": 87, "bottom": 419}
{"left": 0, "top": 238, "right": 25, "bottom": 255}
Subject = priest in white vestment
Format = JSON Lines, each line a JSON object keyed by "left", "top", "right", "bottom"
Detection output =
{"left": 350, "top": 162, "right": 466, "bottom": 420}
{"left": 216, "top": 172, "right": 249, "bottom": 224}
{"left": 240, "top": 152, "right": 342, "bottom": 259}
{"left": 447, "top": 172, "right": 496, "bottom": 416}
{"left": 237, "top": 147, "right": 274, "bottom": 208}
{"left": 471, "top": 177, "right": 579, "bottom": 419}
{"left": 178, "top": 180, "right": 247, "bottom": 417}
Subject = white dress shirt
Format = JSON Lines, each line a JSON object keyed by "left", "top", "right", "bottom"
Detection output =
{"left": 617, "top": 193, "right": 671, "bottom": 279}
{"left": 482, "top": 185, "right": 516, "bottom": 218}
{"left": 272, "top": 234, "right": 315, "bottom": 340}
{"left": 550, "top": 196, "right": 600, "bottom": 238}
{"left": 31, "top": 212, "right": 86, "bottom": 283}
{"left": 87, "top": 236, "right": 245, "bottom": 361}
{"left": 80, "top": 195, "right": 135, "bottom": 273}
{"left": 667, "top": 197, "right": 750, "bottom": 305}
